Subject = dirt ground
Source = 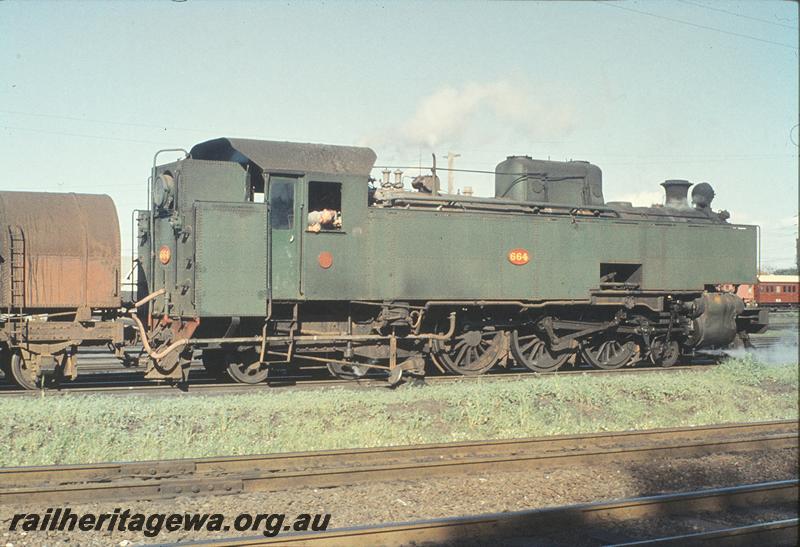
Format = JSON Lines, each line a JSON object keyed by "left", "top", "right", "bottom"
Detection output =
{"left": 1, "top": 447, "right": 796, "bottom": 546}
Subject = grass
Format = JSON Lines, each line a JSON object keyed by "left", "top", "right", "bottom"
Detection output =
{"left": 1, "top": 356, "right": 797, "bottom": 467}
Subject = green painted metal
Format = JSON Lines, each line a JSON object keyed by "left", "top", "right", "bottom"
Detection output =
{"left": 142, "top": 140, "right": 758, "bottom": 319}
{"left": 301, "top": 206, "right": 756, "bottom": 301}
{"left": 145, "top": 158, "right": 250, "bottom": 317}
{"left": 194, "top": 202, "right": 266, "bottom": 316}
{"left": 268, "top": 175, "right": 302, "bottom": 300}
{"left": 176, "top": 159, "right": 248, "bottom": 207}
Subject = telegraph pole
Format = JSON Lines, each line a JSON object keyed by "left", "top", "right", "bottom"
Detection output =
{"left": 446, "top": 151, "right": 460, "bottom": 194}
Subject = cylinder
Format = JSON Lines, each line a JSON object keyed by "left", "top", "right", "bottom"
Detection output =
{"left": 686, "top": 292, "right": 745, "bottom": 348}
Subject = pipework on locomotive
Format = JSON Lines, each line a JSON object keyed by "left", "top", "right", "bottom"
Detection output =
{"left": 0, "top": 138, "right": 768, "bottom": 389}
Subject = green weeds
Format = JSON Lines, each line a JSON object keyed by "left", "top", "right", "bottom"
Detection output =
{"left": 1, "top": 357, "right": 796, "bottom": 466}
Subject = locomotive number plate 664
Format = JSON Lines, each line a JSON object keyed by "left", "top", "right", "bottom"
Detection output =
{"left": 508, "top": 249, "right": 530, "bottom": 265}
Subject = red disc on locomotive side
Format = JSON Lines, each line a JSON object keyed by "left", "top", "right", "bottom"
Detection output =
{"left": 318, "top": 251, "right": 334, "bottom": 269}
{"left": 508, "top": 248, "right": 530, "bottom": 265}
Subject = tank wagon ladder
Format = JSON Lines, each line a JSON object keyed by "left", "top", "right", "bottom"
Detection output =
{"left": 2, "top": 225, "right": 33, "bottom": 389}
{"left": 7, "top": 225, "right": 25, "bottom": 319}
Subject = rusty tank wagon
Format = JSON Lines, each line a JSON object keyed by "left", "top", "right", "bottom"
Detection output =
{"left": 0, "top": 192, "right": 125, "bottom": 389}
{"left": 129, "top": 138, "right": 768, "bottom": 386}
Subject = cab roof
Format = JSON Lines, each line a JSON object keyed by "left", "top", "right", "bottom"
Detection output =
{"left": 190, "top": 137, "right": 377, "bottom": 177}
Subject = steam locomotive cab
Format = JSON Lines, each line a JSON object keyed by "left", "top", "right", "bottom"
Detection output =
{"left": 136, "top": 139, "right": 378, "bottom": 382}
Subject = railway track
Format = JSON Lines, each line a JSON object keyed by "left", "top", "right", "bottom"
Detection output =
{"left": 0, "top": 362, "right": 724, "bottom": 397}
{"left": 1, "top": 420, "right": 796, "bottom": 506}
{"left": 750, "top": 334, "right": 795, "bottom": 347}
{"left": 178, "top": 481, "right": 798, "bottom": 546}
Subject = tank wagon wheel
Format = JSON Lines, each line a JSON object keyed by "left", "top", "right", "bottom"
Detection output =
{"left": 8, "top": 352, "right": 40, "bottom": 390}
{"left": 579, "top": 334, "right": 637, "bottom": 370}
{"left": 649, "top": 338, "right": 681, "bottom": 368}
{"left": 224, "top": 349, "right": 270, "bottom": 384}
{"left": 327, "top": 362, "right": 370, "bottom": 381}
{"left": 510, "top": 331, "right": 571, "bottom": 372}
{"left": 432, "top": 329, "right": 502, "bottom": 376}
{"left": 0, "top": 352, "right": 10, "bottom": 386}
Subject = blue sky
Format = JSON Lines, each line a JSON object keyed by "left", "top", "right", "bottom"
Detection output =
{"left": 1, "top": 0, "right": 797, "bottom": 268}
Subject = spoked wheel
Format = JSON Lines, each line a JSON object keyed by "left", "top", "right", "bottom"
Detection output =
{"left": 432, "top": 329, "right": 503, "bottom": 376}
{"left": 649, "top": 338, "right": 680, "bottom": 367}
{"left": 327, "top": 362, "right": 370, "bottom": 380}
{"left": 580, "top": 335, "right": 637, "bottom": 370}
{"left": 510, "top": 331, "right": 570, "bottom": 372}
{"left": 225, "top": 349, "right": 269, "bottom": 384}
{"left": 8, "top": 351, "right": 40, "bottom": 390}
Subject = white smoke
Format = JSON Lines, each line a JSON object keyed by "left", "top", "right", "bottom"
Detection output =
{"left": 725, "top": 342, "right": 798, "bottom": 365}
{"left": 725, "top": 314, "right": 799, "bottom": 365}
{"left": 363, "top": 80, "right": 577, "bottom": 151}
{"left": 616, "top": 190, "right": 664, "bottom": 207}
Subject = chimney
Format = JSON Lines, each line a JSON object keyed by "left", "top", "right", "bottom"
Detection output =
{"left": 661, "top": 180, "right": 692, "bottom": 209}
{"left": 381, "top": 169, "right": 391, "bottom": 187}
{"left": 462, "top": 186, "right": 474, "bottom": 197}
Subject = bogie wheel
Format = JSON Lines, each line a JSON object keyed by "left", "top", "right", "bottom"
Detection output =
{"left": 580, "top": 335, "right": 637, "bottom": 370}
{"left": 327, "top": 362, "right": 370, "bottom": 380}
{"left": 225, "top": 350, "right": 270, "bottom": 384}
{"left": 9, "top": 351, "right": 40, "bottom": 390}
{"left": 649, "top": 338, "right": 681, "bottom": 367}
{"left": 510, "top": 331, "right": 570, "bottom": 372}
{"left": 432, "top": 329, "right": 503, "bottom": 376}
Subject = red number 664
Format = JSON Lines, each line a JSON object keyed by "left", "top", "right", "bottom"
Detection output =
{"left": 508, "top": 249, "right": 530, "bottom": 265}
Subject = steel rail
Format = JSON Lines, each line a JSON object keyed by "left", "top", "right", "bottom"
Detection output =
{"left": 0, "top": 363, "right": 723, "bottom": 397}
{"left": 610, "top": 518, "right": 798, "bottom": 546}
{"left": 163, "top": 480, "right": 800, "bottom": 546}
{"left": 1, "top": 421, "right": 796, "bottom": 506}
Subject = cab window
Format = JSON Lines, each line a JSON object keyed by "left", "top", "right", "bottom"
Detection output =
{"left": 307, "top": 181, "right": 342, "bottom": 232}
{"left": 269, "top": 178, "right": 294, "bottom": 229}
